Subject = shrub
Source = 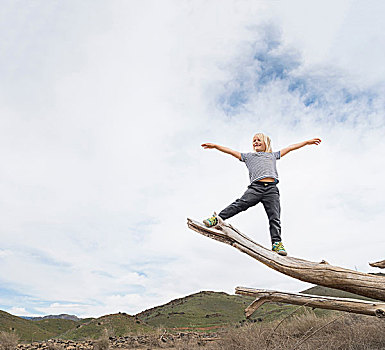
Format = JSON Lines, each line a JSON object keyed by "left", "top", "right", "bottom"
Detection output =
{"left": 93, "top": 337, "right": 109, "bottom": 350}
{"left": 93, "top": 329, "right": 109, "bottom": 350}
{"left": 0, "top": 331, "right": 19, "bottom": 350}
{"left": 211, "top": 312, "right": 385, "bottom": 350}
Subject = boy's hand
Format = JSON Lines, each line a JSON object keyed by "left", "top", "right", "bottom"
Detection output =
{"left": 201, "top": 143, "right": 217, "bottom": 149}
{"left": 307, "top": 138, "right": 321, "bottom": 145}
{"left": 201, "top": 143, "right": 241, "bottom": 159}
{"left": 281, "top": 138, "right": 321, "bottom": 157}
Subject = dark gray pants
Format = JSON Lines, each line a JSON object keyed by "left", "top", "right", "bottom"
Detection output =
{"left": 218, "top": 181, "right": 282, "bottom": 244}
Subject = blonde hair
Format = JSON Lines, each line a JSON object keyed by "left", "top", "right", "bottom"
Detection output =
{"left": 253, "top": 133, "right": 272, "bottom": 153}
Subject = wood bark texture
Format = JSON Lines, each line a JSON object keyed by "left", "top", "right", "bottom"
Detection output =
{"left": 235, "top": 287, "right": 385, "bottom": 318}
{"left": 369, "top": 260, "right": 385, "bottom": 269}
{"left": 187, "top": 218, "right": 385, "bottom": 302}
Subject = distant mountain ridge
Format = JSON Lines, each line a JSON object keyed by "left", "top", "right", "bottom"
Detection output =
{"left": 22, "top": 314, "right": 81, "bottom": 321}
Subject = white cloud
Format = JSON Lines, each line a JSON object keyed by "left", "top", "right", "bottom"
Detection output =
{"left": 1, "top": 0, "right": 384, "bottom": 317}
{"left": 7, "top": 307, "right": 38, "bottom": 317}
{"left": 271, "top": 0, "right": 385, "bottom": 85}
{"left": 0, "top": 250, "right": 12, "bottom": 258}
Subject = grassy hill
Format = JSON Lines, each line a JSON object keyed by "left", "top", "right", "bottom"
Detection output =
{"left": 136, "top": 291, "right": 254, "bottom": 330}
{"left": 0, "top": 312, "right": 92, "bottom": 341}
{"left": 60, "top": 313, "right": 153, "bottom": 340}
{"left": 135, "top": 290, "right": 331, "bottom": 331}
{"left": 34, "top": 318, "right": 80, "bottom": 336}
{"left": 0, "top": 310, "right": 55, "bottom": 341}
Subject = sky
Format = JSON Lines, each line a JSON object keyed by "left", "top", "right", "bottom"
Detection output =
{"left": 0, "top": 0, "right": 385, "bottom": 317}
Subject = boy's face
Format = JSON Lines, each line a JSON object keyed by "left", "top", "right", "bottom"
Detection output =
{"left": 253, "top": 135, "right": 266, "bottom": 152}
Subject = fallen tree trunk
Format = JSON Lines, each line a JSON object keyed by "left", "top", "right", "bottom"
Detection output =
{"left": 369, "top": 260, "right": 385, "bottom": 269}
{"left": 235, "top": 287, "right": 385, "bottom": 318}
{"left": 187, "top": 218, "right": 385, "bottom": 302}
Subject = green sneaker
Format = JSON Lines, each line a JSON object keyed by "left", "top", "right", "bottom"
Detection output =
{"left": 272, "top": 242, "right": 287, "bottom": 256}
{"left": 203, "top": 215, "right": 218, "bottom": 227}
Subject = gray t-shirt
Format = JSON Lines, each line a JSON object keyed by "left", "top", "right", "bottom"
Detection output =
{"left": 240, "top": 151, "right": 281, "bottom": 183}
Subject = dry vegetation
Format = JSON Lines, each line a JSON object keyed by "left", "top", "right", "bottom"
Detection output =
{"left": 93, "top": 329, "right": 110, "bottom": 350}
{"left": 0, "top": 331, "right": 19, "bottom": 350}
{"left": 176, "top": 311, "right": 385, "bottom": 350}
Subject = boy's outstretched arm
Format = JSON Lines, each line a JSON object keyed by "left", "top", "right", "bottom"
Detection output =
{"left": 201, "top": 143, "right": 242, "bottom": 160}
{"left": 280, "top": 138, "right": 321, "bottom": 157}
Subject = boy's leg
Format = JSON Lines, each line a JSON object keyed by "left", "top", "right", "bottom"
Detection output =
{"left": 218, "top": 184, "right": 263, "bottom": 220}
{"left": 261, "top": 186, "right": 282, "bottom": 243}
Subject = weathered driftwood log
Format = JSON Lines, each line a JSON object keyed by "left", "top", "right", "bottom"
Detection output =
{"left": 369, "top": 260, "right": 385, "bottom": 269}
{"left": 235, "top": 287, "right": 385, "bottom": 318}
{"left": 187, "top": 218, "right": 385, "bottom": 302}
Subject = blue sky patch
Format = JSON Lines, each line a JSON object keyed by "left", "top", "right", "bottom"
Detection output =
{"left": 217, "top": 24, "right": 384, "bottom": 125}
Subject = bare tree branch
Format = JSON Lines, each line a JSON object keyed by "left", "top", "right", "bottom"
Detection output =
{"left": 369, "top": 259, "right": 385, "bottom": 269}
{"left": 235, "top": 287, "right": 385, "bottom": 318}
{"left": 187, "top": 218, "right": 385, "bottom": 301}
